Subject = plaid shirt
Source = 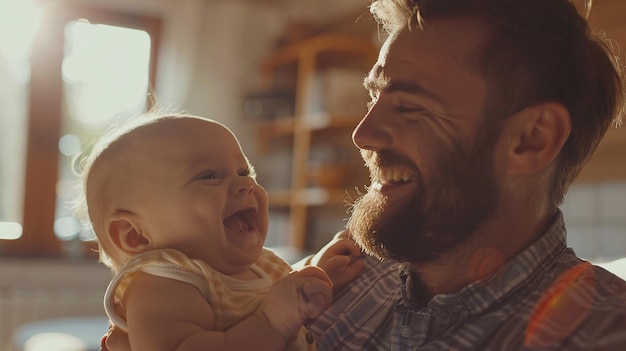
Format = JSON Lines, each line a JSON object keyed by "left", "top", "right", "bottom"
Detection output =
{"left": 308, "top": 211, "right": 626, "bottom": 350}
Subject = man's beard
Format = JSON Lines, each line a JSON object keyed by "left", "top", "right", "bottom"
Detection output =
{"left": 347, "top": 134, "right": 499, "bottom": 264}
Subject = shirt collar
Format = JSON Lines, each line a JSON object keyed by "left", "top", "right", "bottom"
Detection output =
{"left": 399, "top": 210, "right": 568, "bottom": 314}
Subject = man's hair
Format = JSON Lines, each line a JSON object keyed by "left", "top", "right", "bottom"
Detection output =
{"left": 370, "top": 0, "right": 625, "bottom": 205}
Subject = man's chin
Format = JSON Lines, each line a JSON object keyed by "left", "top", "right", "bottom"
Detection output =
{"left": 347, "top": 191, "right": 415, "bottom": 261}
{"left": 348, "top": 193, "right": 385, "bottom": 250}
{"left": 348, "top": 190, "right": 441, "bottom": 263}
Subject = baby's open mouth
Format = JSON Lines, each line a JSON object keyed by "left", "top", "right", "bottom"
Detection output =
{"left": 224, "top": 208, "right": 257, "bottom": 232}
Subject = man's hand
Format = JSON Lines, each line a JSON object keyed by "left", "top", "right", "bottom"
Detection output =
{"left": 310, "top": 230, "right": 364, "bottom": 293}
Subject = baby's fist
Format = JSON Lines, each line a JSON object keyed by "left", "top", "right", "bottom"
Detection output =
{"left": 257, "top": 266, "right": 332, "bottom": 341}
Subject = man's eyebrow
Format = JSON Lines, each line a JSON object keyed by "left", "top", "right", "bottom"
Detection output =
{"left": 363, "top": 74, "right": 389, "bottom": 94}
{"left": 363, "top": 70, "right": 445, "bottom": 105}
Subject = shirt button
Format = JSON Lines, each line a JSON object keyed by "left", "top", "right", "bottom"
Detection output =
{"left": 400, "top": 324, "right": 412, "bottom": 337}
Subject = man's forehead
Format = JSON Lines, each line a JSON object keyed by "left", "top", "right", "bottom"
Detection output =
{"left": 373, "top": 18, "right": 489, "bottom": 74}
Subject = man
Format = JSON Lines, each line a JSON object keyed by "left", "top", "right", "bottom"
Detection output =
{"left": 103, "top": 0, "right": 626, "bottom": 349}
{"left": 306, "top": 0, "right": 626, "bottom": 349}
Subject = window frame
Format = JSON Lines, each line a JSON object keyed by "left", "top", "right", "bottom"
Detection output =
{"left": 1, "top": 4, "right": 161, "bottom": 258}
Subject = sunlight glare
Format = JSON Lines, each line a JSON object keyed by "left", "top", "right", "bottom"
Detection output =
{"left": 59, "top": 134, "right": 82, "bottom": 156}
{"left": 24, "top": 332, "right": 88, "bottom": 351}
{"left": 0, "top": 0, "right": 42, "bottom": 65}
{"left": 54, "top": 216, "right": 80, "bottom": 241}
{"left": 62, "top": 20, "right": 151, "bottom": 127}
{"left": 0, "top": 221, "right": 23, "bottom": 240}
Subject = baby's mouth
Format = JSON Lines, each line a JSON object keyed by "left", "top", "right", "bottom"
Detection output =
{"left": 224, "top": 208, "right": 257, "bottom": 232}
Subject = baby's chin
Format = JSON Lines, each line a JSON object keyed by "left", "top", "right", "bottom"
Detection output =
{"left": 224, "top": 245, "right": 264, "bottom": 268}
{"left": 222, "top": 260, "right": 262, "bottom": 280}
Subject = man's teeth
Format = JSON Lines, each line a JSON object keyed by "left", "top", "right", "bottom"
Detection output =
{"left": 377, "top": 169, "right": 412, "bottom": 183}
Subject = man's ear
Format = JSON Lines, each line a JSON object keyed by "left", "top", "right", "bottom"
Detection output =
{"left": 501, "top": 102, "right": 571, "bottom": 176}
{"left": 108, "top": 210, "right": 151, "bottom": 254}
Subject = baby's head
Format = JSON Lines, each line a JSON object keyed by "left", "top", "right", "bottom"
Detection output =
{"left": 76, "top": 113, "right": 269, "bottom": 275}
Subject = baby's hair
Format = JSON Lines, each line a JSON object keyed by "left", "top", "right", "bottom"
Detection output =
{"left": 72, "top": 111, "right": 218, "bottom": 272}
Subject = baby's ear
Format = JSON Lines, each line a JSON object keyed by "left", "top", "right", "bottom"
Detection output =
{"left": 108, "top": 210, "right": 151, "bottom": 254}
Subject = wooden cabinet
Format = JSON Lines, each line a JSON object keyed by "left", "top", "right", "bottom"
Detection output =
{"left": 576, "top": 127, "right": 626, "bottom": 182}
{"left": 255, "top": 33, "right": 377, "bottom": 253}
{"left": 579, "top": 0, "right": 626, "bottom": 183}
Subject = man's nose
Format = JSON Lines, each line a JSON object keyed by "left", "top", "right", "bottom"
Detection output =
{"left": 352, "top": 103, "right": 392, "bottom": 151}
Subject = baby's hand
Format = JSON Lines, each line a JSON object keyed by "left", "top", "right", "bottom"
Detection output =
{"left": 256, "top": 266, "right": 332, "bottom": 341}
{"left": 311, "top": 230, "right": 364, "bottom": 293}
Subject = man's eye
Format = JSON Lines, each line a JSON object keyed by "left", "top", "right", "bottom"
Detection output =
{"left": 396, "top": 105, "right": 426, "bottom": 113}
{"left": 396, "top": 106, "right": 433, "bottom": 120}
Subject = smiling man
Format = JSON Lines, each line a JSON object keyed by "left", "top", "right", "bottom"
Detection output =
{"left": 308, "top": 0, "right": 626, "bottom": 349}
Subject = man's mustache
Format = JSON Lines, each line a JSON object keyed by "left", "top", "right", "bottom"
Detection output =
{"left": 361, "top": 149, "right": 417, "bottom": 174}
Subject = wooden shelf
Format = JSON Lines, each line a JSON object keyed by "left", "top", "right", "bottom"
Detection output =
{"left": 268, "top": 187, "right": 353, "bottom": 207}
{"left": 257, "top": 118, "right": 295, "bottom": 139}
{"left": 257, "top": 114, "right": 361, "bottom": 140}
{"left": 266, "top": 189, "right": 292, "bottom": 207}
{"left": 256, "top": 32, "right": 376, "bottom": 251}
{"left": 261, "top": 33, "right": 377, "bottom": 74}
{"left": 576, "top": 127, "right": 626, "bottom": 183}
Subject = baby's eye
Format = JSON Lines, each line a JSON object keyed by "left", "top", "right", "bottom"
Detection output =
{"left": 239, "top": 166, "right": 257, "bottom": 179}
{"left": 198, "top": 170, "right": 220, "bottom": 180}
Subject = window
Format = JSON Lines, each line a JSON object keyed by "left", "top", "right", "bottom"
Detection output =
{"left": 55, "top": 20, "right": 152, "bottom": 258}
{"left": 0, "top": 1, "right": 161, "bottom": 258}
{"left": 0, "top": 0, "right": 40, "bottom": 242}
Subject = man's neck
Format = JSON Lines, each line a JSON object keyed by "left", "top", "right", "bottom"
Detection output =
{"left": 411, "top": 206, "right": 558, "bottom": 298}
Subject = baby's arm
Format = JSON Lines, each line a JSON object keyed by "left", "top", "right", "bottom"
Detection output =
{"left": 308, "top": 230, "right": 364, "bottom": 293}
{"left": 124, "top": 267, "right": 332, "bottom": 351}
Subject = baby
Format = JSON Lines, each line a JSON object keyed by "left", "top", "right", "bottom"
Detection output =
{"left": 76, "top": 113, "right": 363, "bottom": 350}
